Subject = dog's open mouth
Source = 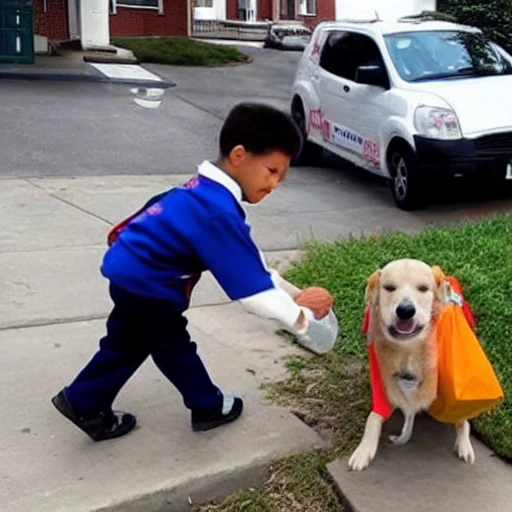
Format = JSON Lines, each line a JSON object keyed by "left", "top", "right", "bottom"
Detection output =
{"left": 388, "top": 319, "right": 423, "bottom": 339}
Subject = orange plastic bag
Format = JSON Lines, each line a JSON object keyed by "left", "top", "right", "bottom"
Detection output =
{"left": 428, "top": 297, "right": 504, "bottom": 424}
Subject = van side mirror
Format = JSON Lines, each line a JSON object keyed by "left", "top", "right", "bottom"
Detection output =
{"left": 355, "top": 65, "right": 388, "bottom": 88}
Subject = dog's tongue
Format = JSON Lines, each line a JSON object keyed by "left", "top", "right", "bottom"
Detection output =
{"left": 396, "top": 319, "right": 415, "bottom": 334}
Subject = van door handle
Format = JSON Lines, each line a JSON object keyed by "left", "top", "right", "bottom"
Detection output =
{"left": 343, "top": 85, "right": 350, "bottom": 93}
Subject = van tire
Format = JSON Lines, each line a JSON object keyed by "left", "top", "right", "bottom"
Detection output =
{"left": 387, "top": 142, "right": 427, "bottom": 211}
{"left": 291, "top": 100, "right": 322, "bottom": 166}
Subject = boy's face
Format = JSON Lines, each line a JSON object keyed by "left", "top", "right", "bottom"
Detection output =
{"left": 228, "top": 146, "right": 290, "bottom": 204}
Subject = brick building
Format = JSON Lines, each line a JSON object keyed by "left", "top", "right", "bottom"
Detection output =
{"left": 34, "top": 0, "right": 189, "bottom": 50}
{"left": 110, "top": 1, "right": 188, "bottom": 37}
{"left": 33, "top": 0, "right": 69, "bottom": 43}
{"left": 225, "top": 0, "right": 335, "bottom": 28}
{"left": 32, "top": 0, "right": 336, "bottom": 52}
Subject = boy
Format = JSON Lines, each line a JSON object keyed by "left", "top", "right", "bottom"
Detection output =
{"left": 52, "top": 102, "right": 333, "bottom": 441}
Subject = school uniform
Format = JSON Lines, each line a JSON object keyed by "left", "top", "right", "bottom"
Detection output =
{"left": 55, "top": 161, "right": 305, "bottom": 437}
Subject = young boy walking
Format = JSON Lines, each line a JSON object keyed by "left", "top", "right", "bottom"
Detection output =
{"left": 52, "top": 102, "right": 334, "bottom": 441}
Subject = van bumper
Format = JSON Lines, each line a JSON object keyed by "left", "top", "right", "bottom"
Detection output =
{"left": 413, "top": 135, "right": 512, "bottom": 181}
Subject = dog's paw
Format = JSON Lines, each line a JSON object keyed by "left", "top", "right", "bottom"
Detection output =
{"left": 348, "top": 443, "right": 377, "bottom": 471}
{"left": 454, "top": 436, "right": 475, "bottom": 464}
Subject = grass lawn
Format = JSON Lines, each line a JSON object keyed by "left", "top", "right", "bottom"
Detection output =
{"left": 111, "top": 36, "right": 249, "bottom": 66}
{"left": 196, "top": 214, "right": 512, "bottom": 511}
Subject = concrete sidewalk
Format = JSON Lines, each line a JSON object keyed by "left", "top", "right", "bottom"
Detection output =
{"left": 1, "top": 307, "right": 324, "bottom": 512}
{"left": 328, "top": 414, "right": 512, "bottom": 512}
{"left": 1, "top": 174, "right": 511, "bottom": 511}
{"left": 0, "top": 50, "right": 174, "bottom": 89}
{"left": 0, "top": 174, "right": 325, "bottom": 512}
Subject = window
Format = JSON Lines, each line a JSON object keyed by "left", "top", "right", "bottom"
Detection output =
{"left": 196, "top": 0, "right": 213, "bottom": 6}
{"left": 280, "top": 0, "right": 295, "bottom": 19}
{"left": 385, "top": 30, "right": 512, "bottom": 82}
{"left": 319, "top": 31, "right": 388, "bottom": 83}
{"left": 111, "top": 0, "right": 163, "bottom": 15}
{"left": 116, "top": 0, "right": 159, "bottom": 9}
{"left": 299, "top": 0, "right": 316, "bottom": 15}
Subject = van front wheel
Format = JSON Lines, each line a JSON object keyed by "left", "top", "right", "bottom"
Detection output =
{"left": 388, "top": 143, "right": 427, "bottom": 211}
{"left": 291, "top": 102, "right": 322, "bottom": 166}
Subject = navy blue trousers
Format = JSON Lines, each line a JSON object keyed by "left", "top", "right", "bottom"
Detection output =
{"left": 65, "top": 283, "right": 222, "bottom": 418}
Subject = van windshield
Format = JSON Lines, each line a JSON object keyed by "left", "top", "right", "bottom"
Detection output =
{"left": 384, "top": 30, "right": 512, "bottom": 82}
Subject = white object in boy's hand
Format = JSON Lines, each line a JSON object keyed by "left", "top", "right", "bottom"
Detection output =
{"left": 293, "top": 307, "right": 338, "bottom": 355}
{"left": 269, "top": 270, "right": 338, "bottom": 354}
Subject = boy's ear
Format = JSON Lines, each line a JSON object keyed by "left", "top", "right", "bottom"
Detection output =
{"left": 365, "top": 270, "right": 381, "bottom": 305}
{"left": 431, "top": 265, "right": 446, "bottom": 289}
{"left": 229, "top": 144, "right": 248, "bottom": 166}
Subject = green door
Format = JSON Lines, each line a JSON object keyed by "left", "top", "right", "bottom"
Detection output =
{"left": 0, "top": 0, "right": 34, "bottom": 64}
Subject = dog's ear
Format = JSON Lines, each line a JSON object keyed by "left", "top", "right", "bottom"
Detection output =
{"left": 431, "top": 265, "right": 446, "bottom": 289}
{"left": 431, "top": 265, "right": 447, "bottom": 316}
{"left": 365, "top": 270, "right": 381, "bottom": 305}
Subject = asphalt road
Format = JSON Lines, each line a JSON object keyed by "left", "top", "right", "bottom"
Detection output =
{"left": 0, "top": 45, "right": 511, "bottom": 215}
{"left": 0, "top": 47, "right": 300, "bottom": 178}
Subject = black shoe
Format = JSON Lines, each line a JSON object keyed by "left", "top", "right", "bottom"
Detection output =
{"left": 191, "top": 396, "right": 244, "bottom": 432}
{"left": 51, "top": 388, "right": 136, "bottom": 442}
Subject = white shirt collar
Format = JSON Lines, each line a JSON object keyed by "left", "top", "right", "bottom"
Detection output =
{"left": 197, "top": 160, "right": 243, "bottom": 204}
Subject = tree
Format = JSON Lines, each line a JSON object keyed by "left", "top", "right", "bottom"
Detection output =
{"left": 437, "top": 0, "right": 512, "bottom": 53}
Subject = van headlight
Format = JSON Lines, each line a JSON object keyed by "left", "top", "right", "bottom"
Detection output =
{"left": 414, "top": 106, "right": 462, "bottom": 140}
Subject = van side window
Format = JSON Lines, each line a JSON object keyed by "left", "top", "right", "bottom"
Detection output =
{"left": 319, "top": 31, "right": 353, "bottom": 78}
{"left": 320, "top": 31, "right": 388, "bottom": 84}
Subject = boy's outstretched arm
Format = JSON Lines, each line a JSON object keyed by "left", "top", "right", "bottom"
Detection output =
{"left": 194, "top": 212, "right": 337, "bottom": 354}
{"left": 194, "top": 213, "right": 312, "bottom": 335}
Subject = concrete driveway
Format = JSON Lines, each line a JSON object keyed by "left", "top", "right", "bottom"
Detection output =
{"left": 147, "top": 45, "right": 302, "bottom": 119}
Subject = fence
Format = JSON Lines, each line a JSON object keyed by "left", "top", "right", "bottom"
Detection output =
{"left": 192, "top": 19, "right": 270, "bottom": 41}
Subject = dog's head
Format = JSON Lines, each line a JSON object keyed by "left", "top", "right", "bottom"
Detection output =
{"left": 365, "top": 259, "right": 445, "bottom": 343}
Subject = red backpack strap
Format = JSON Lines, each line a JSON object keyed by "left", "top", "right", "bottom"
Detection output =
{"left": 107, "top": 189, "right": 171, "bottom": 247}
{"left": 107, "top": 206, "right": 146, "bottom": 247}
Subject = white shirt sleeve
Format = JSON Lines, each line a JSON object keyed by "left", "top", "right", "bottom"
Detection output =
{"left": 239, "top": 286, "right": 311, "bottom": 335}
{"left": 240, "top": 255, "right": 311, "bottom": 335}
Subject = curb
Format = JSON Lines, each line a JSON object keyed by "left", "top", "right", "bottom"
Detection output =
{"left": 98, "top": 460, "right": 271, "bottom": 512}
{"left": 0, "top": 70, "right": 176, "bottom": 89}
{"left": 83, "top": 55, "right": 140, "bottom": 65}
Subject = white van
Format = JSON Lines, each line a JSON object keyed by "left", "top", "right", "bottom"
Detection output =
{"left": 291, "top": 14, "right": 512, "bottom": 209}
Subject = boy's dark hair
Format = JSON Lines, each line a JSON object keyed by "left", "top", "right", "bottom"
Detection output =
{"left": 219, "top": 102, "right": 303, "bottom": 158}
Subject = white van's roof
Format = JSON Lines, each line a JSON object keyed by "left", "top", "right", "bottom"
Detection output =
{"left": 316, "top": 18, "right": 481, "bottom": 37}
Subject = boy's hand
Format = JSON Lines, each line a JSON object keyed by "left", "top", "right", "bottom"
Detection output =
{"left": 294, "top": 287, "right": 334, "bottom": 320}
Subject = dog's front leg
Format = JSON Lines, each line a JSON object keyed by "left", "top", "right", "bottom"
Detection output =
{"left": 454, "top": 420, "right": 475, "bottom": 464}
{"left": 348, "top": 412, "right": 384, "bottom": 471}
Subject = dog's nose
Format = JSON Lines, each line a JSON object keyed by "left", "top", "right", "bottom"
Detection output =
{"left": 396, "top": 301, "right": 416, "bottom": 320}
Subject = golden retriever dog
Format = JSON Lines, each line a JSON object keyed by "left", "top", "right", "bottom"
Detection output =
{"left": 348, "top": 258, "right": 475, "bottom": 471}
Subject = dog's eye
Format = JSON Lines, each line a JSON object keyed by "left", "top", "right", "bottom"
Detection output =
{"left": 384, "top": 285, "right": 396, "bottom": 292}
{"left": 418, "top": 285, "right": 429, "bottom": 293}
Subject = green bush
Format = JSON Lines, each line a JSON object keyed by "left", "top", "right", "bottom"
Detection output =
{"left": 111, "top": 37, "right": 249, "bottom": 66}
{"left": 438, "top": 0, "right": 512, "bottom": 53}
